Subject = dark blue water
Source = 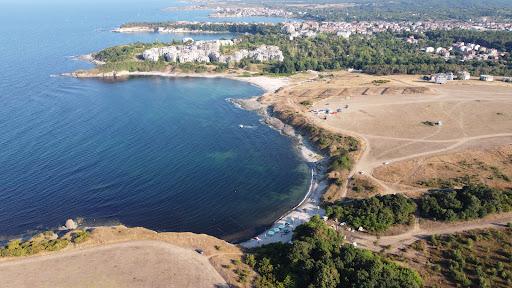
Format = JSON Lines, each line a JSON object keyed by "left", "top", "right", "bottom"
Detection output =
{"left": 0, "top": 0, "right": 307, "bottom": 242}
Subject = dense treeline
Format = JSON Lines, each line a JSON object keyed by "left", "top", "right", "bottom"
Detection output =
{"left": 248, "top": 216, "right": 423, "bottom": 288}
{"left": 324, "top": 184, "right": 512, "bottom": 231}
{"left": 121, "top": 22, "right": 281, "bottom": 35}
{"left": 94, "top": 42, "right": 163, "bottom": 62}
{"left": 418, "top": 185, "right": 512, "bottom": 221}
{"left": 325, "top": 194, "right": 417, "bottom": 232}
{"left": 236, "top": 32, "right": 512, "bottom": 76}
{"left": 287, "top": 0, "right": 512, "bottom": 22}
{"left": 422, "top": 29, "right": 512, "bottom": 52}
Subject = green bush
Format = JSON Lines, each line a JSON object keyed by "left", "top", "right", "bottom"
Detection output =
{"left": 329, "top": 153, "right": 352, "bottom": 172}
{"left": 71, "top": 230, "right": 90, "bottom": 244}
{"left": 326, "top": 194, "right": 417, "bottom": 232}
{"left": 251, "top": 216, "right": 422, "bottom": 288}
{"left": 418, "top": 185, "right": 512, "bottom": 221}
{"left": 1, "top": 230, "right": 89, "bottom": 257}
{"left": 244, "top": 254, "right": 257, "bottom": 268}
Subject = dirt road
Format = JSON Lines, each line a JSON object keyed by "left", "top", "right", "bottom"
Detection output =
{"left": 342, "top": 213, "right": 512, "bottom": 253}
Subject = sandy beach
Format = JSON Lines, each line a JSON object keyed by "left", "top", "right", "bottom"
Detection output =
{"left": 65, "top": 70, "right": 289, "bottom": 94}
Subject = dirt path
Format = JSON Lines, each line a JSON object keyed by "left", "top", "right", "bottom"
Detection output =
{"left": 344, "top": 213, "right": 512, "bottom": 253}
{"left": 0, "top": 240, "right": 228, "bottom": 288}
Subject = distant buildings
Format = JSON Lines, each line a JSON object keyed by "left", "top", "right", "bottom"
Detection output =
{"left": 428, "top": 72, "right": 510, "bottom": 83}
{"left": 422, "top": 41, "right": 506, "bottom": 62}
{"left": 429, "top": 71, "right": 469, "bottom": 83}
{"left": 281, "top": 20, "right": 512, "bottom": 40}
{"left": 211, "top": 7, "right": 293, "bottom": 18}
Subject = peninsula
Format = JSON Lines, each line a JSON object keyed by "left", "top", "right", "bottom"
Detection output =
{"left": 5, "top": 1, "right": 512, "bottom": 288}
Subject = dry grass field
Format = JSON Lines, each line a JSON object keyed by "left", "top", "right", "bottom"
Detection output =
{"left": 0, "top": 226, "right": 254, "bottom": 288}
{"left": 270, "top": 71, "right": 512, "bottom": 196}
{"left": 399, "top": 227, "right": 512, "bottom": 288}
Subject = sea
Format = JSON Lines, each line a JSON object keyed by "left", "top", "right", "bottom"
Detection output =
{"left": 0, "top": 0, "right": 308, "bottom": 242}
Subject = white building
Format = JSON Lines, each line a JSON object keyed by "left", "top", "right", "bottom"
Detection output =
{"left": 425, "top": 47, "right": 435, "bottom": 53}
{"left": 433, "top": 73, "right": 448, "bottom": 84}
{"left": 480, "top": 74, "right": 494, "bottom": 82}
{"left": 141, "top": 40, "right": 283, "bottom": 64}
{"left": 337, "top": 31, "right": 352, "bottom": 39}
{"left": 457, "top": 71, "right": 471, "bottom": 80}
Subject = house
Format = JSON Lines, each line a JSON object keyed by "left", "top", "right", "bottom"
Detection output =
{"left": 142, "top": 48, "right": 161, "bottom": 62}
{"left": 446, "top": 72, "right": 455, "bottom": 81}
{"left": 480, "top": 75, "right": 494, "bottom": 82}
{"left": 433, "top": 73, "right": 448, "bottom": 84}
{"left": 457, "top": 71, "right": 471, "bottom": 80}
{"left": 425, "top": 47, "right": 435, "bottom": 53}
{"left": 503, "top": 77, "right": 512, "bottom": 83}
{"left": 337, "top": 31, "right": 352, "bottom": 39}
{"left": 406, "top": 36, "right": 418, "bottom": 44}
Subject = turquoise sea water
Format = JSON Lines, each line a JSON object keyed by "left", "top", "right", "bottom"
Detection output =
{"left": 0, "top": 0, "right": 307, "bottom": 242}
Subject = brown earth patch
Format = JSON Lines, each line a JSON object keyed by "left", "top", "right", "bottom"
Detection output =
{"left": 374, "top": 144, "right": 512, "bottom": 190}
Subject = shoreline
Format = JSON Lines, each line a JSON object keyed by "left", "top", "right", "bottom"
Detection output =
{"left": 58, "top": 68, "right": 329, "bottom": 246}
{"left": 64, "top": 70, "right": 288, "bottom": 94}
{"left": 231, "top": 91, "right": 328, "bottom": 247}
{"left": 112, "top": 27, "right": 229, "bottom": 34}
{"left": 237, "top": 103, "right": 328, "bottom": 248}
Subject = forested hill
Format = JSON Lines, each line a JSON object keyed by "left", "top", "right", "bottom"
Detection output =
{"left": 269, "top": 0, "right": 512, "bottom": 22}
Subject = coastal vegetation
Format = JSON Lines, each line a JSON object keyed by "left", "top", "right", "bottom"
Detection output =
{"left": 247, "top": 215, "right": 423, "bottom": 288}
{"left": 325, "top": 194, "right": 417, "bottom": 232}
{"left": 93, "top": 42, "right": 169, "bottom": 72}
{"left": 121, "top": 22, "right": 281, "bottom": 35}
{"left": 237, "top": 32, "right": 512, "bottom": 76}
{"left": 271, "top": 105, "right": 360, "bottom": 190}
{"left": 93, "top": 25, "right": 512, "bottom": 76}
{"left": 0, "top": 230, "right": 89, "bottom": 257}
{"left": 98, "top": 60, "right": 168, "bottom": 73}
{"left": 323, "top": 183, "right": 512, "bottom": 232}
{"left": 418, "top": 184, "right": 512, "bottom": 221}
{"left": 94, "top": 42, "right": 160, "bottom": 62}
{"left": 404, "top": 227, "right": 512, "bottom": 288}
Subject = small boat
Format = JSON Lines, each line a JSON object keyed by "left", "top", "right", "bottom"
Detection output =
{"left": 238, "top": 124, "right": 244, "bottom": 128}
